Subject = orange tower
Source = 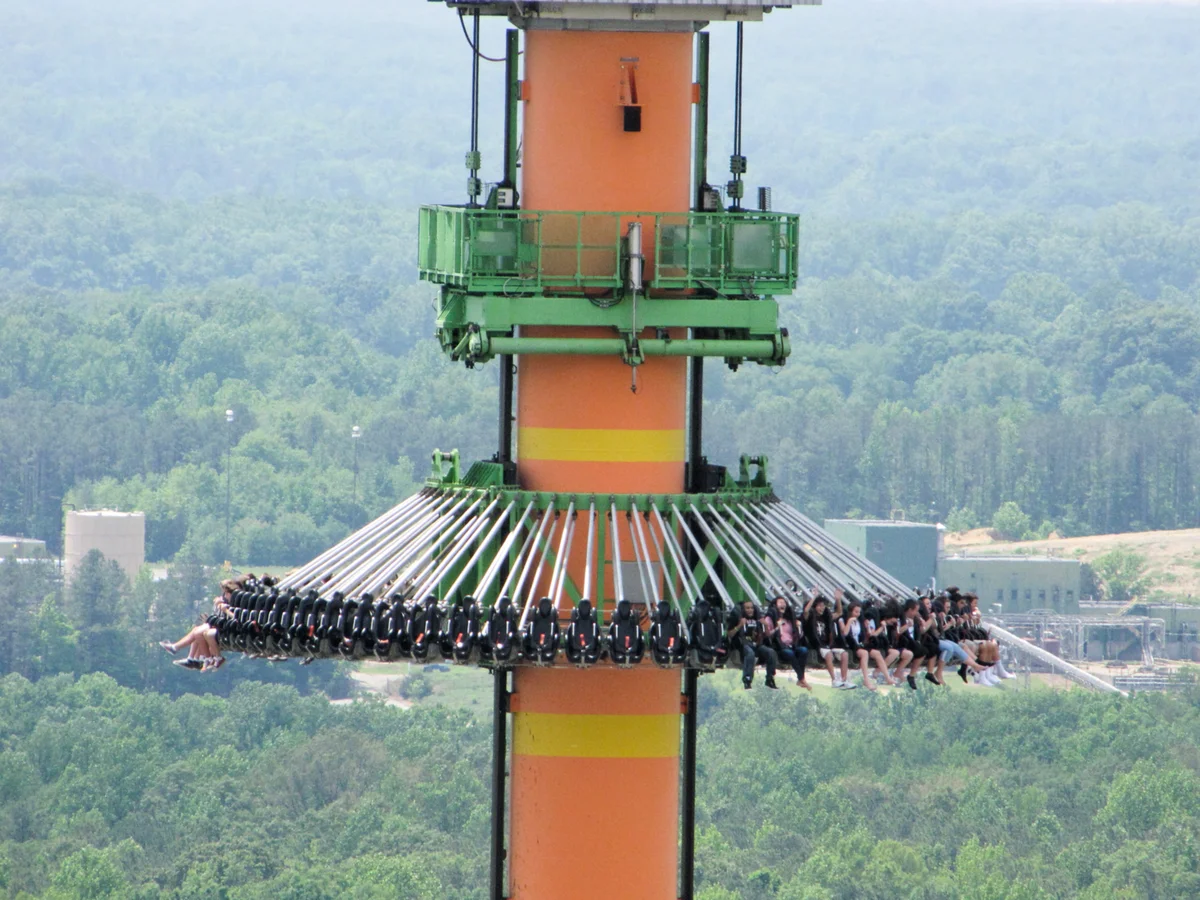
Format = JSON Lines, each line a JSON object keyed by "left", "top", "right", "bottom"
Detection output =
{"left": 420, "top": 3, "right": 801, "bottom": 898}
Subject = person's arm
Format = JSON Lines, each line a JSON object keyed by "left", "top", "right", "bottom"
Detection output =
{"left": 728, "top": 616, "right": 745, "bottom": 639}
{"left": 833, "top": 588, "right": 844, "bottom": 619}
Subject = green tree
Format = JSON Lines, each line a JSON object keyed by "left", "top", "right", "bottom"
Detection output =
{"left": 1091, "top": 549, "right": 1152, "bottom": 604}
{"left": 992, "top": 501, "right": 1031, "bottom": 540}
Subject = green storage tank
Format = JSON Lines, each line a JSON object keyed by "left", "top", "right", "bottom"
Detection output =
{"left": 823, "top": 520, "right": 939, "bottom": 592}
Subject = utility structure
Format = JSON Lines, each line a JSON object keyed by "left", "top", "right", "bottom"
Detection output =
{"left": 422, "top": 5, "right": 801, "bottom": 897}
{"left": 210, "top": 2, "right": 972, "bottom": 898}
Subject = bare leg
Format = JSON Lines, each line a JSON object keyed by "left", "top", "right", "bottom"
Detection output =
{"left": 821, "top": 649, "right": 836, "bottom": 681}
{"left": 892, "top": 649, "right": 913, "bottom": 680}
{"left": 164, "top": 625, "right": 209, "bottom": 653}
{"left": 871, "top": 650, "right": 897, "bottom": 685}
{"left": 857, "top": 650, "right": 875, "bottom": 690}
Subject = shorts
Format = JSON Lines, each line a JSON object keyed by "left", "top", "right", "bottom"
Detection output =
{"left": 939, "top": 640, "right": 968, "bottom": 664}
{"left": 817, "top": 647, "right": 845, "bottom": 659}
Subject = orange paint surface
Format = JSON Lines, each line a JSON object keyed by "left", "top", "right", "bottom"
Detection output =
{"left": 514, "top": 666, "right": 681, "bottom": 715}
{"left": 521, "top": 31, "right": 693, "bottom": 213}
{"left": 509, "top": 753, "right": 681, "bottom": 900}
{"left": 508, "top": 28, "right": 694, "bottom": 900}
{"left": 508, "top": 669, "right": 682, "bottom": 900}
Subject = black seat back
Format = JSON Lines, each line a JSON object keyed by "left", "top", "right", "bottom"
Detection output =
{"left": 687, "top": 600, "right": 727, "bottom": 667}
{"left": 442, "top": 597, "right": 480, "bottom": 662}
{"left": 409, "top": 596, "right": 442, "bottom": 661}
{"left": 565, "top": 600, "right": 600, "bottom": 666}
{"left": 607, "top": 599, "right": 644, "bottom": 667}
{"left": 523, "top": 597, "right": 560, "bottom": 665}
{"left": 649, "top": 603, "right": 687, "bottom": 667}
{"left": 483, "top": 596, "right": 518, "bottom": 663}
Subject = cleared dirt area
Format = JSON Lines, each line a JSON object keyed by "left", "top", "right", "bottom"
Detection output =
{"left": 944, "top": 527, "right": 1200, "bottom": 602}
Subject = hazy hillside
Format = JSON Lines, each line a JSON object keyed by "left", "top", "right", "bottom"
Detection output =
{"left": 2, "top": 0, "right": 1199, "bottom": 559}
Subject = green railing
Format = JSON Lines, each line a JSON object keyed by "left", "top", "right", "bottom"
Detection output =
{"left": 417, "top": 206, "right": 799, "bottom": 296}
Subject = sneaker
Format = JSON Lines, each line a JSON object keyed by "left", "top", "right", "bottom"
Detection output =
{"left": 842, "top": 681, "right": 858, "bottom": 690}
{"left": 765, "top": 677, "right": 779, "bottom": 690}
{"left": 203, "top": 656, "right": 226, "bottom": 672}
{"left": 159, "top": 640, "right": 177, "bottom": 655}
{"left": 906, "top": 674, "right": 918, "bottom": 690}
{"left": 958, "top": 664, "right": 969, "bottom": 683}
{"left": 975, "top": 669, "right": 996, "bottom": 686}
{"left": 301, "top": 656, "right": 315, "bottom": 666}
{"left": 925, "top": 673, "right": 941, "bottom": 686}
{"left": 832, "top": 678, "right": 845, "bottom": 689}
{"left": 173, "top": 658, "right": 203, "bottom": 670}
{"left": 742, "top": 677, "right": 752, "bottom": 690}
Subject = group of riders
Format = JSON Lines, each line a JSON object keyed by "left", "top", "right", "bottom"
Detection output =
{"left": 731, "top": 584, "right": 1017, "bottom": 691}
{"left": 160, "top": 574, "right": 1016, "bottom": 690}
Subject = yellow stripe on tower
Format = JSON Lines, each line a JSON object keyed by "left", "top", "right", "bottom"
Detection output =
{"left": 513, "top": 712, "right": 680, "bottom": 758}
{"left": 519, "top": 427, "right": 685, "bottom": 463}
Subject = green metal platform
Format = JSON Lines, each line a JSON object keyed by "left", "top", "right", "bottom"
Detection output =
{"left": 418, "top": 206, "right": 798, "bottom": 368}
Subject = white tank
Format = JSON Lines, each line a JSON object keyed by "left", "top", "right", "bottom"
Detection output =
{"left": 65, "top": 510, "right": 146, "bottom": 583}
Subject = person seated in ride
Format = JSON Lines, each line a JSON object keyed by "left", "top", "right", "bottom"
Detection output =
{"left": 729, "top": 600, "right": 778, "bottom": 690}
{"left": 838, "top": 599, "right": 878, "bottom": 691}
{"left": 915, "top": 596, "right": 947, "bottom": 686}
{"left": 802, "top": 589, "right": 848, "bottom": 688}
{"left": 933, "top": 598, "right": 992, "bottom": 684}
{"left": 861, "top": 601, "right": 900, "bottom": 687}
{"left": 960, "top": 594, "right": 1016, "bottom": 681}
{"left": 765, "top": 595, "right": 810, "bottom": 691}
{"left": 892, "top": 599, "right": 931, "bottom": 690}
{"left": 160, "top": 579, "right": 237, "bottom": 671}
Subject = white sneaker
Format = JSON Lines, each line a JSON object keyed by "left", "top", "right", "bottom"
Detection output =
{"left": 975, "top": 669, "right": 995, "bottom": 687}
{"left": 842, "top": 681, "right": 858, "bottom": 690}
{"left": 996, "top": 662, "right": 1018, "bottom": 679}
{"left": 832, "top": 678, "right": 845, "bottom": 689}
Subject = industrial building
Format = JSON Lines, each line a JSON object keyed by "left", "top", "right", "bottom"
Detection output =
{"left": 823, "top": 519, "right": 939, "bottom": 592}
{"left": 937, "top": 555, "right": 1083, "bottom": 614}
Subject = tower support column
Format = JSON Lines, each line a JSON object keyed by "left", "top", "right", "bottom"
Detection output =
{"left": 508, "top": 667, "right": 682, "bottom": 900}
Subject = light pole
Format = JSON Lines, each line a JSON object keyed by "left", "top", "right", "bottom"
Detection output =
{"left": 225, "top": 408, "right": 234, "bottom": 564}
{"left": 351, "top": 425, "right": 361, "bottom": 506}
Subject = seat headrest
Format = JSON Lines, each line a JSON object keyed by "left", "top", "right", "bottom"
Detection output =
{"left": 498, "top": 595, "right": 511, "bottom": 613}
{"left": 578, "top": 599, "right": 592, "bottom": 618}
{"left": 617, "top": 599, "right": 632, "bottom": 620}
{"left": 538, "top": 597, "right": 553, "bottom": 618}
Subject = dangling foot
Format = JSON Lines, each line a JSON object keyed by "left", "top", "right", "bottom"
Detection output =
{"left": 798, "top": 679, "right": 812, "bottom": 692}
{"left": 173, "top": 658, "right": 203, "bottom": 671}
{"left": 742, "top": 677, "right": 753, "bottom": 690}
{"left": 765, "top": 676, "right": 778, "bottom": 690}
{"left": 862, "top": 674, "right": 877, "bottom": 692}
{"left": 203, "top": 656, "right": 226, "bottom": 672}
{"left": 159, "top": 641, "right": 177, "bottom": 655}
{"left": 958, "top": 664, "right": 969, "bottom": 684}
{"left": 906, "top": 674, "right": 918, "bottom": 690}
{"left": 925, "top": 673, "right": 940, "bottom": 686}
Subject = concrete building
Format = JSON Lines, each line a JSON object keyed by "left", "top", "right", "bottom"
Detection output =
{"left": 937, "top": 555, "right": 1082, "bottom": 614}
{"left": 0, "top": 535, "right": 49, "bottom": 560}
{"left": 823, "top": 519, "right": 939, "bottom": 591}
{"left": 64, "top": 510, "right": 145, "bottom": 583}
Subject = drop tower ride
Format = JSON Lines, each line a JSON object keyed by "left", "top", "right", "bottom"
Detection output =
{"left": 428, "top": 4, "right": 796, "bottom": 897}
{"left": 216, "top": 2, "right": 927, "bottom": 898}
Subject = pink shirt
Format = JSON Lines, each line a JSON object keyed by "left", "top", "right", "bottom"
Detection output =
{"left": 770, "top": 616, "right": 797, "bottom": 648}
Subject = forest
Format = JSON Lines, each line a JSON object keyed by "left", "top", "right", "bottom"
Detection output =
{"left": 4, "top": 0, "right": 1200, "bottom": 563}
{"left": 3, "top": 1, "right": 1200, "bottom": 897}
{"left": 1, "top": 671, "right": 1199, "bottom": 900}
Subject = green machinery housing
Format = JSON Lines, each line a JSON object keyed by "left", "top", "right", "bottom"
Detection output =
{"left": 416, "top": 30, "right": 798, "bottom": 370}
